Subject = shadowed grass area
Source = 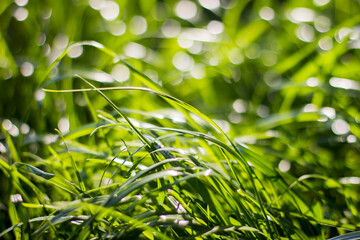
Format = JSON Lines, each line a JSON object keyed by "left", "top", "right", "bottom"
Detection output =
{"left": 0, "top": 0, "right": 360, "bottom": 239}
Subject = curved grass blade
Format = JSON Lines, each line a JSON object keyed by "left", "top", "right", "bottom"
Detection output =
{"left": 16, "top": 163, "right": 55, "bottom": 180}
{"left": 55, "top": 129, "right": 86, "bottom": 193}
{"left": 328, "top": 231, "right": 360, "bottom": 240}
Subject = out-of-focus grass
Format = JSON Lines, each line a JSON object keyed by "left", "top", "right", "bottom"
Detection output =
{"left": 0, "top": 0, "right": 360, "bottom": 239}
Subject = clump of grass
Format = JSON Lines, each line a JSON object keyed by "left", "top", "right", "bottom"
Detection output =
{"left": 0, "top": 42, "right": 359, "bottom": 239}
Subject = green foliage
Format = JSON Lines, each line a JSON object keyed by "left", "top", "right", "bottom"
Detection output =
{"left": 1, "top": 0, "right": 360, "bottom": 239}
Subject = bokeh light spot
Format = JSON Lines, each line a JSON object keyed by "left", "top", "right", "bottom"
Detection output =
{"left": 129, "top": 16, "right": 147, "bottom": 35}
{"left": 58, "top": 117, "right": 70, "bottom": 134}
{"left": 289, "top": 8, "right": 315, "bottom": 23}
{"left": 331, "top": 119, "right": 350, "bottom": 135}
{"left": 172, "top": 52, "right": 194, "bottom": 71}
{"left": 207, "top": 20, "right": 224, "bottom": 35}
{"left": 13, "top": 7, "right": 28, "bottom": 21}
{"left": 259, "top": 7, "right": 275, "bottom": 21}
{"left": 111, "top": 64, "right": 130, "bottom": 83}
{"left": 15, "top": 0, "right": 28, "bottom": 7}
{"left": 67, "top": 45, "right": 83, "bottom": 58}
{"left": 100, "top": 1, "right": 119, "bottom": 21}
{"left": 296, "top": 24, "right": 315, "bottom": 42}
{"left": 124, "top": 42, "right": 147, "bottom": 59}
{"left": 20, "top": 62, "right": 34, "bottom": 77}
{"left": 161, "top": 20, "right": 181, "bottom": 38}
{"left": 199, "top": 0, "right": 220, "bottom": 10}
{"left": 278, "top": 160, "right": 291, "bottom": 172}
{"left": 175, "top": 1, "right": 197, "bottom": 20}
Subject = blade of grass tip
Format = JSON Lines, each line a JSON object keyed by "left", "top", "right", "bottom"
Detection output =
{"left": 74, "top": 74, "right": 152, "bottom": 149}
{"left": 55, "top": 129, "right": 86, "bottom": 193}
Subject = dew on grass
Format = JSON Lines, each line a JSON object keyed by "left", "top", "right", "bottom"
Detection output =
{"left": 13, "top": 7, "right": 28, "bottom": 21}
{"left": 259, "top": 7, "right": 275, "bottom": 21}
{"left": 161, "top": 20, "right": 181, "bottom": 38}
{"left": 175, "top": 1, "right": 197, "bottom": 20}
{"left": 20, "top": 62, "right": 34, "bottom": 77}
{"left": 129, "top": 16, "right": 147, "bottom": 35}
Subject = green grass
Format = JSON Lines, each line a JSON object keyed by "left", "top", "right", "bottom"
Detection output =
{"left": 1, "top": 0, "right": 360, "bottom": 239}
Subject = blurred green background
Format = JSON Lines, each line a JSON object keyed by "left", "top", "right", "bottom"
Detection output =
{"left": 1, "top": 0, "right": 360, "bottom": 238}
